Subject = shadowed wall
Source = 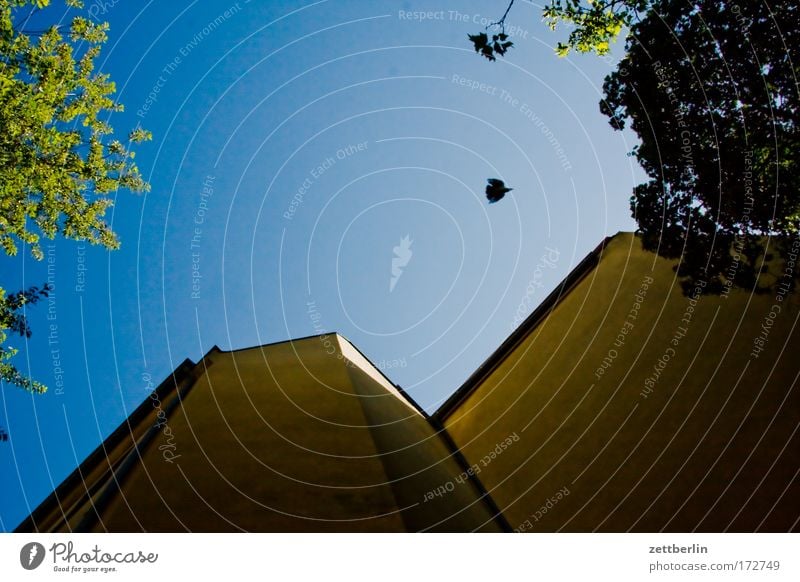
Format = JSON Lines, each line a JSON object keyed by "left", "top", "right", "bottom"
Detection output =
{"left": 440, "top": 233, "right": 800, "bottom": 532}
{"left": 18, "top": 336, "right": 502, "bottom": 532}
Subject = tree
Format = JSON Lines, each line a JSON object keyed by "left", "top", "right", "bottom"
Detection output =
{"left": 469, "top": 0, "right": 647, "bottom": 59}
{"left": 472, "top": 0, "right": 800, "bottom": 293}
{"left": 0, "top": 282, "right": 50, "bottom": 441}
{"left": 0, "top": 0, "right": 149, "bottom": 407}
{"left": 0, "top": 283, "right": 49, "bottom": 393}
{"left": 542, "top": 0, "right": 648, "bottom": 56}
{"left": 0, "top": 0, "right": 150, "bottom": 260}
{"left": 468, "top": 0, "right": 515, "bottom": 61}
{"left": 600, "top": 1, "right": 800, "bottom": 293}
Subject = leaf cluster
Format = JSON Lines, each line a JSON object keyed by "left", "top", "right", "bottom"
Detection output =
{"left": 0, "top": 0, "right": 151, "bottom": 261}
{"left": 0, "top": 283, "right": 50, "bottom": 393}
{"left": 0, "top": 0, "right": 150, "bottom": 397}
{"left": 468, "top": 31, "right": 513, "bottom": 62}
{"left": 601, "top": 0, "right": 800, "bottom": 293}
{"left": 470, "top": 0, "right": 648, "bottom": 61}
{"left": 543, "top": 0, "right": 648, "bottom": 56}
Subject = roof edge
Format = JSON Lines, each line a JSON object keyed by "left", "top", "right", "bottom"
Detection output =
{"left": 336, "top": 334, "right": 428, "bottom": 417}
{"left": 433, "top": 234, "right": 619, "bottom": 422}
{"left": 14, "top": 357, "right": 199, "bottom": 532}
{"left": 215, "top": 332, "right": 346, "bottom": 355}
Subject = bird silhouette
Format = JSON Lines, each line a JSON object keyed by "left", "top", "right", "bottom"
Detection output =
{"left": 485, "top": 178, "right": 512, "bottom": 203}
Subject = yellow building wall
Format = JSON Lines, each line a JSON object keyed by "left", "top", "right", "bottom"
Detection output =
{"left": 69, "top": 335, "right": 501, "bottom": 532}
{"left": 342, "top": 343, "right": 501, "bottom": 531}
{"left": 442, "top": 233, "right": 800, "bottom": 532}
{"left": 97, "top": 338, "right": 401, "bottom": 531}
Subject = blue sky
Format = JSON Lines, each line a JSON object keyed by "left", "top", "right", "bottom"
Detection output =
{"left": 0, "top": 0, "right": 641, "bottom": 530}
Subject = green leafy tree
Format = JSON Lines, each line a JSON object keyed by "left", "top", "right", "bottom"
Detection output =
{"left": 543, "top": 0, "right": 647, "bottom": 56}
{"left": 600, "top": 1, "right": 800, "bottom": 293}
{"left": 469, "top": 0, "right": 647, "bottom": 59}
{"left": 0, "top": 0, "right": 150, "bottom": 260}
{"left": 0, "top": 0, "right": 150, "bottom": 413}
{"left": 0, "top": 283, "right": 49, "bottom": 393}
{"left": 0, "top": 282, "right": 49, "bottom": 440}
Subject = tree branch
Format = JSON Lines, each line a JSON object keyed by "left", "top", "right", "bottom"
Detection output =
{"left": 488, "top": 0, "right": 516, "bottom": 30}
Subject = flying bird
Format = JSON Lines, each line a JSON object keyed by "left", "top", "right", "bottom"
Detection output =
{"left": 485, "top": 178, "right": 512, "bottom": 203}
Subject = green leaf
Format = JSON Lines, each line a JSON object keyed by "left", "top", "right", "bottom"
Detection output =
{"left": 0, "top": 0, "right": 152, "bottom": 394}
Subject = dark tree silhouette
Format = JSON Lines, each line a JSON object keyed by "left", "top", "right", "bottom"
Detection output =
{"left": 468, "top": 0, "right": 515, "bottom": 62}
{"left": 0, "top": 284, "right": 51, "bottom": 394}
{"left": 468, "top": 30, "right": 513, "bottom": 62}
{"left": 470, "top": 1, "right": 799, "bottom": 293}
{"left": 601, "top": 1, "right": 800, "bottom": 293}
{"left": 0, "top": 282, "right": 50, "bottom": 443}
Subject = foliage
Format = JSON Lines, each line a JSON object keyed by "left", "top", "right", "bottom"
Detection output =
{"left": 468, "top": 0, "right": 515, "bottom": 61}
{"left": 470, "top": 0, "right": 648, "bottom": 59}
{"left": 0, "top": 283, "right": 49, "bottom": 393}
{"left": 543, "top": 0, "right": 648, "bottom": 56}
{"left": 0, "top": 0, "right": 151, "bottom": 261}
{"left": 0, "top": 0, "right": 150, "bottom": 399}
{"left": 468, "top": 31, "right": 513, "bottom": 62}
{"left": 600, "top": 1, "right": 800, "bottom": 293}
